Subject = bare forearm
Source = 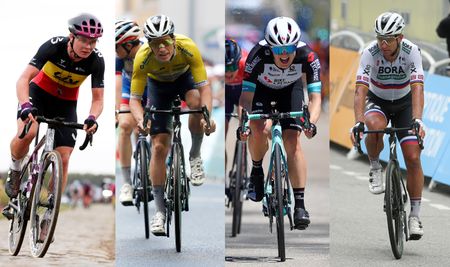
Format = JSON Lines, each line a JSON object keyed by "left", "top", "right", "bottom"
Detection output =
{"left": 16, "top": 77, "right": 31, "bottom": 104}
{"left": 129, "top": 98, "right": 144, "bottom": 123}
{"left": 89, "top": 99, "right": 103, "bottom": 119}
{"left": 308, "top": 93, "right": 321, "bottom": 124}
{"left": 354, "top": 85, "right": 368, "bottom": 123}
{"left": 199, "top": 84, "right": 213, "bottom": 113}
{"left": 411, "top": 85, "right": 424, "bottom": 119}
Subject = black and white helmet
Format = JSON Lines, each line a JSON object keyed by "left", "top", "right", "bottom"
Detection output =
{"left": 374, "top": 12, "right": 405, "bottom": 36}
{"left": 264, "top": 17, "right": 301, "bottom": 46}
{"left": 115, "top": 20, "right": 140, "bottom": 45}
{"left": 143, "top": 14, "right": 174, "bottom": 40}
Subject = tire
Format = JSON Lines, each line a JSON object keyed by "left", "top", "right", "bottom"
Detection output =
{"left": 385, "top": 160, "right": 404, "bottom": 259}
{"left": 8, "top": 158, "right": 33, "bottom": 256}
{"left": 29, "top": 151, "right": 63, "bottom": 258}
{"left": 138, "top": 140, "right": 150, "bottom": 239}
{"left": 173, "top": 143, "right": 182, "bottom": 252}
{"left": 232, "top": 141, "right": 244, "bottom": 237}
{"left": 274, "top": 144, "right": 286, "bottom": 262}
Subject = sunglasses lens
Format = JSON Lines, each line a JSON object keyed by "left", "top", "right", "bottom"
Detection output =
{"left": 225, "top": 64, "right": 238, "bottom": 72}
{"left": 271, "top": 45, "right": 297, "bottom": 55}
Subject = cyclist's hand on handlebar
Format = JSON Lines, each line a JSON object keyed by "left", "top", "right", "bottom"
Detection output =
{"left": 19, "top": 102, "right": 38, "bottom": 122}
{"left": 201, "top": 118, "right": 216, "bottom": 135}
{"left": 236, "top": 126, "right": 251, "bottom": 141}
{"left": 303, "top": 123, "right": 317, "bottom": 139}
{"left": 137, "top": 118, "right": 151, "bottom": 135}
{"left": 411, "top": 118, "right": 426, "bottom": 139}
{"left": 350, "top": 121, "right": 365, "bottom": 146}
{"left": 83, "top": 115, "right": 98, "bottom": 134}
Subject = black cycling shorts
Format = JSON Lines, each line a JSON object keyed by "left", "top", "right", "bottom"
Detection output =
{"left": 225, "top": 84, "right": 242, "bottom": 121}
{"left": 147, "top": 70, "right": 195, "bottom": 135}
{"left": 251, "top": 81, "right": 305, "bottom": 131}
{"left": 365, "top": 91, "right": 417, "bottom": 145}
{"left": 17, "top": 83, "right": 78, "bottom": 148}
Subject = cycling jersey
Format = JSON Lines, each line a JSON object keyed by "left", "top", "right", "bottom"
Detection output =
{"left": 242, "top": 40, "right": 322, "bottom": 94}
{"left": 30, "top": 36, "right": 104, "bottom": 101}
{"left": 356, "top": 38, "right": 424, "bottom": 101}
{"left": 225, "top": 51, "right": 247, "bottom": 117}
{"left": 130, "top": 34, "right": 208, "bottom": 99}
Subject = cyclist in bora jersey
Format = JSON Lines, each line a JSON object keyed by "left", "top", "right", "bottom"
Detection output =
{"left": 239, "top": 17, "right": 322, "bottom": 230}
{"left": 350, "top": 12, "right": 426, "bottom": 240}
{"left": 129, "top": 14, "right": 216, "bottom": 236}
{"left": 115, "top": 19, "right": 150, "bottom": 205}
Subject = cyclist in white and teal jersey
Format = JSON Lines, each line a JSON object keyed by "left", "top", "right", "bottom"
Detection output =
{"left": 351, "top": 12, "right": 426, "bottom": 240}
{"left": 239, "top": 17, "right": 322, "bottom": 230}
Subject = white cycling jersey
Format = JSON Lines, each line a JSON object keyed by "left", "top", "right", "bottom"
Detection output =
{"left": 356, "top": 38, "right": 424, "bottom": 101}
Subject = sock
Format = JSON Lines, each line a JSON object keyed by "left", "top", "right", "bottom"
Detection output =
{"left": 293, "top": 188, "right": 305, "bottom": 209}
{"left": 152, "top": 185, "right": 165, "bottom": 214}
{"left": 369, "top": 157, "right": 382, "bottom": 170}
{"left": 189, "top": 133, "right": 203, "bottom": 159}
{"left": 10, "top": 156, "right": 22, "bottom": 171}
{"left": 252, "top": 159, "right": 263, "bottom": 169}
{"left": 121, "top": 167, "right": 131, "bottom": 185}
{"left": 410, "top": 197, "right": 421, "bottom": 218}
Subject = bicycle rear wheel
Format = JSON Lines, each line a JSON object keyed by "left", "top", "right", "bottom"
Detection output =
{"left": 385, "top": 160, "right": 404, "bottom": 259}
{"left": 173, "top": 143, "right": 182, "bottom": 252}
{"left": 232, "top": 141, "right": 245, "bottom": 237}
{"left": 137, "top": 140, "right": 150, "bottom": 239}
{"left": 8, "top": 158, "right": 33, "bottom": 256}
{"left": 274, "top": 144, "right": 286, "bottom": 262}
{"left": 29, "top": 151, "right": 62, "bottom": 258}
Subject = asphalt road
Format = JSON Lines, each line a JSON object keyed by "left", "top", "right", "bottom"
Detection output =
{"left": 330, "top": 145, "right": 450, "bottom": 266}
{"left": 225, "top": 112, "right": 330, "bottom": 266}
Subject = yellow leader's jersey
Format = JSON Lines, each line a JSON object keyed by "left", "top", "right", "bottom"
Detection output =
{"left": 130, "top": 34, "right": 208, "bottom": 99}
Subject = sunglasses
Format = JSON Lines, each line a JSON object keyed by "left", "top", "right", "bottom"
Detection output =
{"left": 271, "top": 45, "right": 297, "bottom": 55}
{"left": 376, "top": 35, "right": 398, "bottom": 45}
{"left": 225, "top": 63, "right": 239, "bottom": 72}
{"left": 149, "top": 38, "right": 174, "bottom": 50}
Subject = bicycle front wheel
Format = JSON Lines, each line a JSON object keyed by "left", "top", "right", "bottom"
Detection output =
{"left": 385, "top": 160, "right": 404, "bottom": 259}
{"left": 274, "top": 144, "right": 286, "bottom": 262}
{"left": 9, "top": 158, "right": 33, "bottom": 256}
{"left": 232, "top": 141, "right": 245, "bottom": 237}
{"left": 173, "top": 143, "right": 183, "bottom": 252}
{"left": 29, "top": 151, "right": 63, "bottom": 258}
{"left": 137, "top": 140, "right": 150, "bottom": 239}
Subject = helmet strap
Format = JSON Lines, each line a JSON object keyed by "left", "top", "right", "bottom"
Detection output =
{"left": 69, "top": 35, "right": 82, "bottom": 59}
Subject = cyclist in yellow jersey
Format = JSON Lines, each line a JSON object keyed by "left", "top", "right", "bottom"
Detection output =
{"left": 129, "top": 14, "right": 216, "bottom": 236}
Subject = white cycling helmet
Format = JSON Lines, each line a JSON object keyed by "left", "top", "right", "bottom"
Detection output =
{"left": 374, "top": 12, "right": 405, "bottom": 36}
{"left": 144, "top": 14, "right": 175, "bottom": 40}
{"left": 265, "top": 16, "right": 301, "bottom": 46}
{"left": 115, "top": 20, "right": 140, "bottom": 45}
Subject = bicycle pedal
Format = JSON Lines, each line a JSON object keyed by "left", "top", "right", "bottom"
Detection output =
{"left": 1, "top": 206, "right": 14, "bottom": 220}
{"left": 121, "top": 200, "right": 134, "bottom": 206}
{"left": 409, "top": 234, "right": 422, "bottom": 241}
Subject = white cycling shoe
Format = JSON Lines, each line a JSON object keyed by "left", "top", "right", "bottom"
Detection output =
{"left": 150, "top": 211, "right": 166, "bottom": 236}
{"left": 408, "top": 216, "right": 424, "bottom": 240}
{"left": 368, "top": 168, "right": 384, "bottom": 194}
{"left": 119, "top": 183, "right": 133, "bottom": 206}
{"left": 190, "top": 157, "right": 205, "bottom": 186}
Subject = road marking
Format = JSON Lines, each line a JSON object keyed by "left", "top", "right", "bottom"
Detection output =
{"left": 330, "top": 165, "right": 342, "bottom": 170}
{"left": 356, "top": 176, "right": 367, "bottom": 181}
{"left": 343, "top": 171, "right": 359, "bottom": 176}
{"left": 429, "top": 203, "right": 450, "bottom": 211}
{"left": 422, "top": 197, "right": 430, "bottom": 202}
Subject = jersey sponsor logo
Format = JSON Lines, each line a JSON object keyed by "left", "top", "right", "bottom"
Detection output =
{"left": 50, "top": 37, "right": 64, "bottom": 44}
{"left": 93, "top": 49, "right": 103, "bottom": 58}
{"left": 363, "top": 65, "right": 371, "bottom": 76}
{"left": 401, "top": 42, "right": 412, "bottom": 54}
{"left": 368, "top": 45, "right": 380, "bottom": 56}
{"left": 53, "top": 72, "right": 80, "bottom": 85}
{"left": 245, "top": 56, "right": 261, "bottom": 73}
{"left": 178, "top": 46, "right": 193, "bottom": 57}
{"left": 377, "top": 66, "right": 406, "bottom": 80}
{"left": 310, "top": 59, "right": 321, "bottom": 81}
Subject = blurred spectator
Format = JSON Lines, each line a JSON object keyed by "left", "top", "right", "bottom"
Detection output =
{"left": 437, "top": 10, "right": 450, "bottom": 71}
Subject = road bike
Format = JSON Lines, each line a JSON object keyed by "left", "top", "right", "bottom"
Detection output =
{"left": 355, "top": 124, "right": 423, "bottom": 259}
{"left": 117, "top": 110, "right": 153, "bottom": 239}
{"left": 146, "top": 95, "right": 210, "bottom": 252}
{"left": 226, "top": 113, "right": 249, "bottom": 237}
{"left": 240, "top": 102, "right": 311, "bottom": 262}
{"left": 6, "top": 116, "right": 92, "bottom": 257}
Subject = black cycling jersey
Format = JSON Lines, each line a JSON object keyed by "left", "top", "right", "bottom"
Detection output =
{"left": 29, "top": 36, "right": 104, "bottom": 101}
